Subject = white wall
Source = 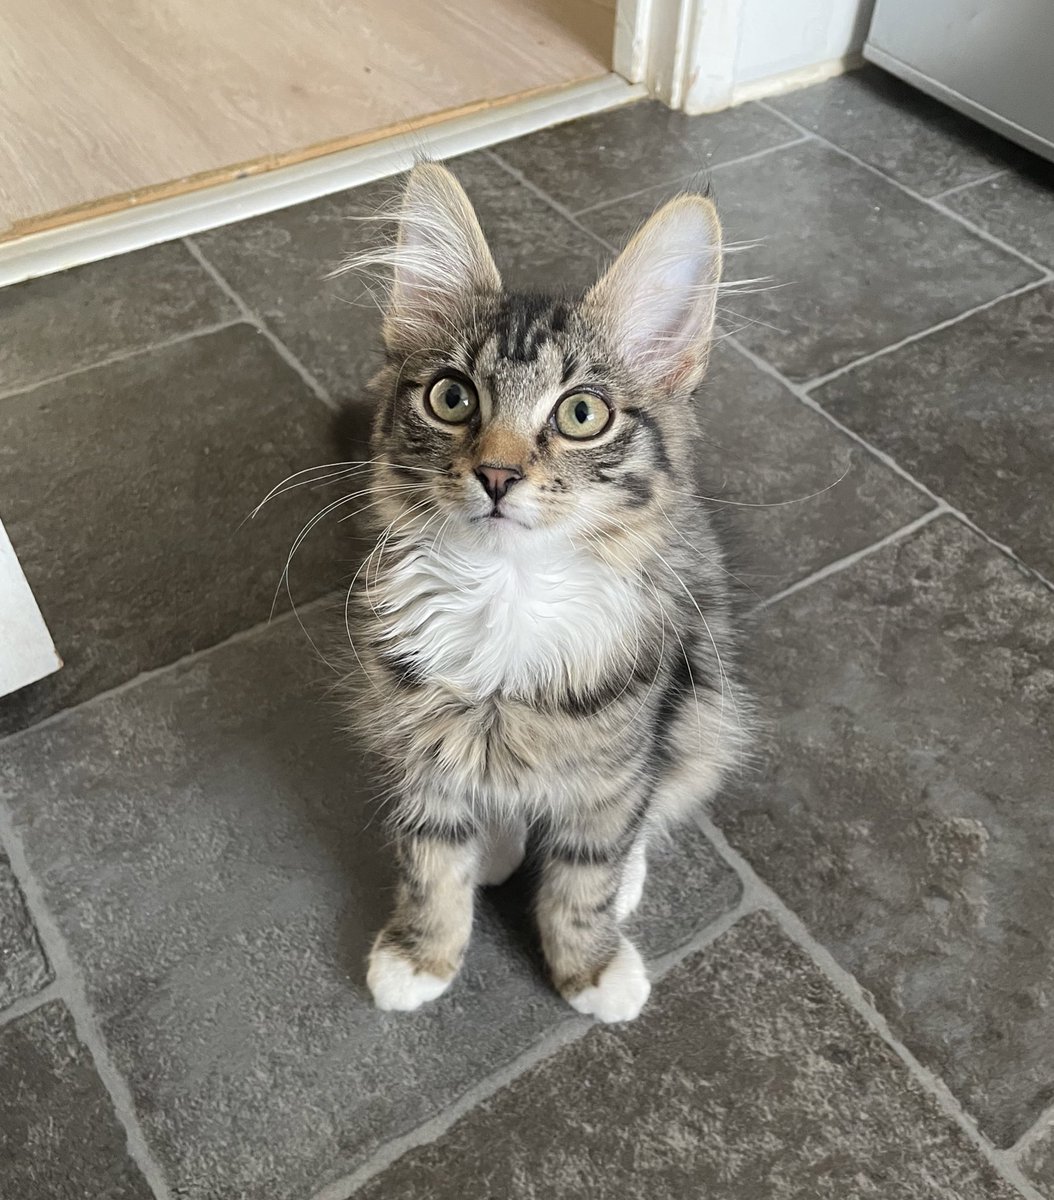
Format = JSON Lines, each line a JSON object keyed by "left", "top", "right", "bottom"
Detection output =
{"left": 734, "top": 0, "right": 875, "bottom": 87}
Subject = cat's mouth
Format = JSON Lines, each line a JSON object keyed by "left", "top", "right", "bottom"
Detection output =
{"left": 471, "top": 508, "right": 531, "bottom": 530}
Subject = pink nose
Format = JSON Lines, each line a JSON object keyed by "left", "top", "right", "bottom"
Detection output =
{"left": 474, "top": 465, "right": 522, "bottom": 503}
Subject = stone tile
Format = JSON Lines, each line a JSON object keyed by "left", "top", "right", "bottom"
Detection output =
{"left": 814, "top": 283, "right": 1054, "bottom": 581}
{"left": 1023, "top": 1120, "right": 1054, "bottom": 1196}
{"left": 697, "top": 344, "right": 930, "bottom": 597}
{"left": 768, "top": 66, "right": 1018, "bottom": 197}
{"left": 194, "top": 152, "right": 611, "bottom": 404}
{"left": 0, "top": 242, "right": 235, "bottom": 393}
{"left": 944, "top": 162, "right": 1054, "bottom": 267}
{"left": 355, "top": 913, "right": 1017, "bottom": 1200}
{"left": 492, "top": 98, "right": 798, "bottom": 214}
{"left": 580, "top": 140, "right": 1040, "bottom": 382}
{"left": 0, "top": 325, "right": 349, "bottom": 736}
{"left": 0, "top": 852, "right": 51, "bottom": 1009}
{"left": 0, "top": 616, "right": 740, "bottom": 1200}
{"left": 0, "top": 1001, "right": 152, "bottom": 1200}
{"left": 715, "top": 517, "right": 1054, "bottom": 1146}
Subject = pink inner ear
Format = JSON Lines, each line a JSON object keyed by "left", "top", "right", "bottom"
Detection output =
{"left": 588, "top": 198, "right": 721, "bottom": 389}
{"left": 663, "top": 253, "right": 708, "bottom": 293}
{"left": 620, "top": 253, "right": 718, "bottom": 381}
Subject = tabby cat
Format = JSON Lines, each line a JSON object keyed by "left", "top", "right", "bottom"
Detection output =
{"left": 345, "top": 162, "right": 749, "bottom": 1023}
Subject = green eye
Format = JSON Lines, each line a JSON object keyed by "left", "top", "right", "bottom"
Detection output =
{"left": 426, "top": 374, "right": 479, "bottom": 424}
{"left": 553, "top": 391, "right": 613, "bottom": 440}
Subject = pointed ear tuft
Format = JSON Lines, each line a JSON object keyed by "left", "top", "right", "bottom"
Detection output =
{"left": 585, "top": 195, "right": 722, "bottom": 394}
{"left": 384, "top": 162, "right": 501, "bottom": 351}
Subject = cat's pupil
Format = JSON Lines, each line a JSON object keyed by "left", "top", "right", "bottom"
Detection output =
{"left": 574, "top": 399, "right": 590, "bottom": 424}
{"left": 445, "top": 386, "right": 463, "bottom": 409}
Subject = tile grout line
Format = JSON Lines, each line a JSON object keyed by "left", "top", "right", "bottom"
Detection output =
{"left": 0, "top": 317, "right": 244, "bottom": 405}
{"left": 0, "top": 590, "right": 342, "bottom": 753}
{"left": 730, "top": 335, "right": 946, "bottom": 504}
{"left": 0, "top": 977, "right": 63, "bottom": 1028}
{"left": 648, "top": 894, "right": 759, "bottom": 978}
{"left": 311, "top": 895, "right": 760, "bottom": 1200}
{"left": 758, "top": 506, "right": 947, "bottom": 609}
{"left": 0, "top": 805, "right": 174, "bottom": 1200}
{"left": 1010, "top": 1100, "right": 1054, "bottom": 1167}
{"left": 309, "top": 1017, "right": 593, "bottom": 1200}
{"left": 691, "top": 809, "right": 1047, "bottom": 1200}
{"left": 931, "top": 169, "right": 1009, "bottom": 200}
{"left": 568, "top": 134, "right": 813, "bottom": 219}
{"left": 727, "top": 335, "right": 1054, "bottom": 595}
{"left": 801, "top": 272, "right": 1053, "bottom": 393}
{"left": 182, "top": 236, "right": 339, "bottom": 413}
{"left": 756, "top": 100, "right": 1051, "bottom": 277}
{"left": 927, "top": 189, "right": 1050, "bottom": 275}
{"left": 484, "top": 150, "right": 619, "bottom": 259}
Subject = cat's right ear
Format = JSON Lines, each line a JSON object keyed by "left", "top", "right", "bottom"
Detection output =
{"left": 384, "top": 162, "right": 502, "bottom": 352}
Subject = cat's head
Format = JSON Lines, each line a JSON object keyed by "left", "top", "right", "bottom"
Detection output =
{"left": 360, "top": 162, "right": 721, "bottom": 544}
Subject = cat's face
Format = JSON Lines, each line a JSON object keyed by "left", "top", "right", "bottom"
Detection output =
{"left": 356, "top": 164, "right": 723, "bottom": 545}
{"left": 375, "top": 293, "right": 678, "bottom": 538}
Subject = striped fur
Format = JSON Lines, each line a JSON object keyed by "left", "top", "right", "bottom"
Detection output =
{"left": 345, "top": 164, "right": 753, "bottom": 1021}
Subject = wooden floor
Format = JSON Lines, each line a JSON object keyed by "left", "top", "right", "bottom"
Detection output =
{"left": 0, "top": 0, "right": 613, "bottom": 239}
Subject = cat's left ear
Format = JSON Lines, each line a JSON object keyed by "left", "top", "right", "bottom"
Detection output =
{"left": 585, "top": 194, "right": 722, "bottom": 395}
{"left": 384, "top": 162, "right": 502, "bottom": 352}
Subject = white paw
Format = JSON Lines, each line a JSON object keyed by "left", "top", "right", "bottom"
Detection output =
{"left": 614, "top": 841, "right": 647, "bottom": 922}
{"left": 567, "top": 938, "right": 651, "bottom": 1023}
{"left": 367, "top": 944, "right": 452, "bottom": 1012}
{"left": 478, "top": 821, "right": 527, "bottom": 887}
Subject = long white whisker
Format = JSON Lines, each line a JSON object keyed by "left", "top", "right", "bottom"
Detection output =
{"left": 574, "top": 529, "right": 650, "bottom": 719}
{"left": 577, "top": 499, "right": 737, "bottom": 739}
{"left": 249, "top": 458, "right": 441, "bottom": 525}
{"left": 653, "top": 499, "right": 761, "bottom": 600}
{"left": 675, "top": 460, "right": 852, "bottom": 508}
{"left": 365, "top": 497, "right": 438, "bottom": 613}
{"left": 345, "top": 498, "right": 440, "bottom": 683}
{"left": 579, "top": 521, "right": 696, "bottom": 745}
{"left": 273, "top": 484, "right": 425, "bottom": 622}
{"left": 251, "top": 460, "right": 382, "bottom": 519}
{"left": 651, "top": 545, "right": 740, "bottom": 734}
{"left": 336, "top": 483, "right": 428, "bottom": 522}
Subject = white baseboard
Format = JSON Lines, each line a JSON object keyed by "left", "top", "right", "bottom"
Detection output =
{"left": 729, "top": 52, "right": 863, "bottom": 107}
{"left": 0, "top": 74, "right": 643, "bottom": 288}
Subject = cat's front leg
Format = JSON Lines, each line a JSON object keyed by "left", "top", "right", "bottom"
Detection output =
{"left": 536, "top": 818, "right": 651, "bottom": 1023}
{"left": 367, "top": 814, "right": 480, "bottom": 1012}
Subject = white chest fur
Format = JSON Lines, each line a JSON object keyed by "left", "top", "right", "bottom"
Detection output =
{"left": 375, "top": 530, "right": 644, "bottom": 699}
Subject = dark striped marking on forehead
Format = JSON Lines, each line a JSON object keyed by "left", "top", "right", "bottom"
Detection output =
{"left": 466, "top": 294, "right": 572, "bottom": 373}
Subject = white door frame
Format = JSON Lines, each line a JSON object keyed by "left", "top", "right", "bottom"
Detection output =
{"left": 616, "top": 0, "right": 866, "bottom": 113}
{"left": 614, "top": 0, "right": 744, "bottom": 113}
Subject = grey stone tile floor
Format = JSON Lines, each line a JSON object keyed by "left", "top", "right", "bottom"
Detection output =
{"left": 0, "top": 67, "right": 1052, "bottom": 1199}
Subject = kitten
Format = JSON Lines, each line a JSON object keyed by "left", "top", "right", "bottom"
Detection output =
{"left": 344, "top": 162, "right": 750, "bottom": 1023}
